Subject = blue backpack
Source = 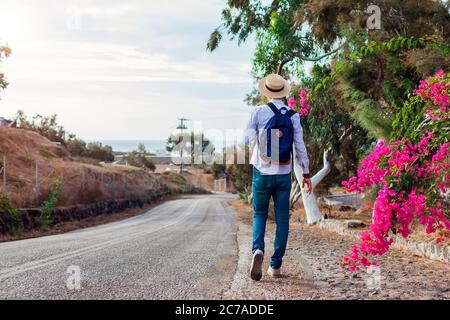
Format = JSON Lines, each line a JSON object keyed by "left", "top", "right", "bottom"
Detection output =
{"left": 260, "top": 102, "right": 296, "bottom": 165}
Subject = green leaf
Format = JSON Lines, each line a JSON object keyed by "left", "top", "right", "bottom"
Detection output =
{"left": 393, "top": 40, "right": 400, "bottom": 51}
{"left": 407, "top": 38, "right": 413, "bottom": 48}
{"left": 314, "top": 83, "right": 323, "bottom": 92}
{"left": 401, "top": 38, "right": 407, "bottom": 48}
{"left": 350, "top": 51, "right": 359, "bottom": 60}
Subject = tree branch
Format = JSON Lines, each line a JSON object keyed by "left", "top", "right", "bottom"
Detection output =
{"left": 277, "top": 56, "right": 294, "bottom": 75}
{"left": 292, "top": 45, "right": 343, "bottom": 62}
{"left": 276, "top": 44, "right": 344, "bottom": 75}
{"left": 339, "top": 124, "right": 354, "bottom": 142}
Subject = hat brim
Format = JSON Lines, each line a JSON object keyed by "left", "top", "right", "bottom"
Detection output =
{"left": 258, "top": 77, "right": 291, "bottom": 99}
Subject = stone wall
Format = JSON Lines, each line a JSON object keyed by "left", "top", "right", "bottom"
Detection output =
{"left": 318, "top": 219, "right": 450, "bottom": 265}
{"left": 0, "top": 188, "right": 172, "bottom": 235}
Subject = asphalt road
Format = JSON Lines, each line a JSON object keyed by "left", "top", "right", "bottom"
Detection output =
{"left": 0, "top": 194, "right": 238, "bottom": 299}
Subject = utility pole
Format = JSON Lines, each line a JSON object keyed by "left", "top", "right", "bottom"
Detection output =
{"left": 2, "top": 156, "right": 6, "bottom": 193}
{"left": 201, "top": 133, "right": 204, "bottom": 166}
{"left": 35, "top": 160, "right": 40, "bottom": 204}
{"left": 177, "top": 118, "right": 189, "bottom": 174}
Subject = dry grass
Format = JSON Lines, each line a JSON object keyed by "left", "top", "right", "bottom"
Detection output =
{"left": 0, "top": 127, "right": 161, "bottom": 208}
{"left": 183, "top": 168, "right": 215, "bottom": 191}
{"left": 156, "top": 165, "right": 215, "bottom": 191}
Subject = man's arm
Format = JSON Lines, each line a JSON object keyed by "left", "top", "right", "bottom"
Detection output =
{"left": 292, "top": 114, "right": 312, "bottom": 193}
{"left": 292, "top": 113, "right": 310, "bottom": 175}
{"left": 243, "top": 108, "right": 258, "bottom": 146}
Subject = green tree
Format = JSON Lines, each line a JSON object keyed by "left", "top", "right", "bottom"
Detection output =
{"left": 209, "top": 0, "right": 450, "bottom": 141}
{"left": 138, "top": 143, "right": 147, "bottom": 154}
{"left": 208, "top": 0, "right": 450, "bottom": 184}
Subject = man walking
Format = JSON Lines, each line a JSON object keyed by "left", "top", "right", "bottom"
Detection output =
{"left": 244, "top": 74, "right": 311, "bottom": 281}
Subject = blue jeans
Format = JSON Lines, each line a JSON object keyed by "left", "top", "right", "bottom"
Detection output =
{"left": 252, "top": 167, "right": 291, "bottom": 269}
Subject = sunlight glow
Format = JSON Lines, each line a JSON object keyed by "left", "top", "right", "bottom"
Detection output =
{"left": 0, "top": 4, "right": 31, "bottom": 43}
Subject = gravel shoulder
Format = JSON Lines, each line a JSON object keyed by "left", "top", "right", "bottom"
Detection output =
{"left": 227, "top": 199, "right": 450, "bottom": 300}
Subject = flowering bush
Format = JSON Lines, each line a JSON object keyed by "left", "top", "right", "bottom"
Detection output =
{"left": 288, "top": 88, "right": 313, "bottom": 117}
{"left": 340, "top": 70, "right": 450, "bottom": 271}
{"left": 413, "top": 69, "right": 449, "bottom": 120}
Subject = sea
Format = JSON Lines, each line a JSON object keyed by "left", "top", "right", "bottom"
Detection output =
{"left": 87, "top": 140, "right": 167, "bottom": 153}
{"left": 88, "top": 138, "right": 233, "bottom": 154}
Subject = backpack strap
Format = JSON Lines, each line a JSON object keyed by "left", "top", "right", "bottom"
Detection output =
{"left": 286, "top": 109, "right": 297, "bottom": 118}
{"left": 267, "top": 102, "right": 280, "bottom": 115}
{"left": 268, "top": 102, "right": 297, "bottom": 118}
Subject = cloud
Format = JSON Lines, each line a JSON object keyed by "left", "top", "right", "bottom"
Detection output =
{"left": 0, "top": 0, "right": 255, "bottom": 140}
{"left": 5, "top": 41, "right": 251, "bottom": 85}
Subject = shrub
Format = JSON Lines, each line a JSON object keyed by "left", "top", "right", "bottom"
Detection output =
{"left": 15, "top": 111, "right": 66, "bottom": 144}
{"left": 340, "top": 70, "right": 450, "bottom": 271}
{"left": 125, "top": 151, "right": 156, "bottom": 171}
{"left": 17, "top": 155, "right": 35, "bottom": 167}
{"left": 66, "top": 138, "right": 86, "bottom": 157}
{"left": 41, "top": 178, "right": 63, "bottom": 225}
{"left": 0, "top": 193, "right": 19, "bottom": 221}
{"left": 39, "top": 149, "right": 58, "bottom": 159}
{"left": 162, "top": 172, "right": 186, "bottom": 185}
{"left": 82, "top": 142, "right": 114, "bottom": 162}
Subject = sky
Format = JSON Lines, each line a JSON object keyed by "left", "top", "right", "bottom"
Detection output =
{"left": 0, "top": 0, "right": 256, "bottom": 141}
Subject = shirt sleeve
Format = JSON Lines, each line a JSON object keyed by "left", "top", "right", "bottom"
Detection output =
{"left": 292, "top": 113, "right": 310, "bottom": 174}
{"left": 243, "top": 107, "right": 258, "bottom": 146}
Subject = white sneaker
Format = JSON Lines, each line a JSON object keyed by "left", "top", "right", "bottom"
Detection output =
{"left": 267, "top": 266, "right": 282, "bottom": 278}
{"left": 250, "top": 250, "right": 264, "bottom": 281}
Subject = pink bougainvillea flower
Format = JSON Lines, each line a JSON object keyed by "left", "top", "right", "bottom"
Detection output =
{"left": 288, "top": 88, "right": 314, "bottom": 117}
{"left": 340, "top": 70, "right": 450, "bottom": 271}
{"left": 288, "top": 97, "right": 296, "bottom": 110}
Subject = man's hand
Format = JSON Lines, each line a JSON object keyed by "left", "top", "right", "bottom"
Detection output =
{"left": 302, "top": 178, "right": 313, "bottom": 194}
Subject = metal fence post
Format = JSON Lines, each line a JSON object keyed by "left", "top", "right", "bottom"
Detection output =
{"left": 2, "top": 156, "right": 6, "bottom": 193}
{"left": 112, "top": 173, "right": 115, "bottom": 196}
{"left": 80, "top": 168, "right": 85, "bottom": 191}
{"left": 35, "top": 160, "right": 40, "bottom": 203}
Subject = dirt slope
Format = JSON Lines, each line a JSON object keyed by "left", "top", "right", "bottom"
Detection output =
{"left": 0, "top": 127, "right": 162, "bottom": 208}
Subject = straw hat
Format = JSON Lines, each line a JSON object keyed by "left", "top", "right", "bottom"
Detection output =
{"left": 258, "top": 74, "right": 291, "bottom": 99}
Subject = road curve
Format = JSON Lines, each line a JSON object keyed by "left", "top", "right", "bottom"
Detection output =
{"left": 0, "top": 194, "right": 238, "bottom": 299}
